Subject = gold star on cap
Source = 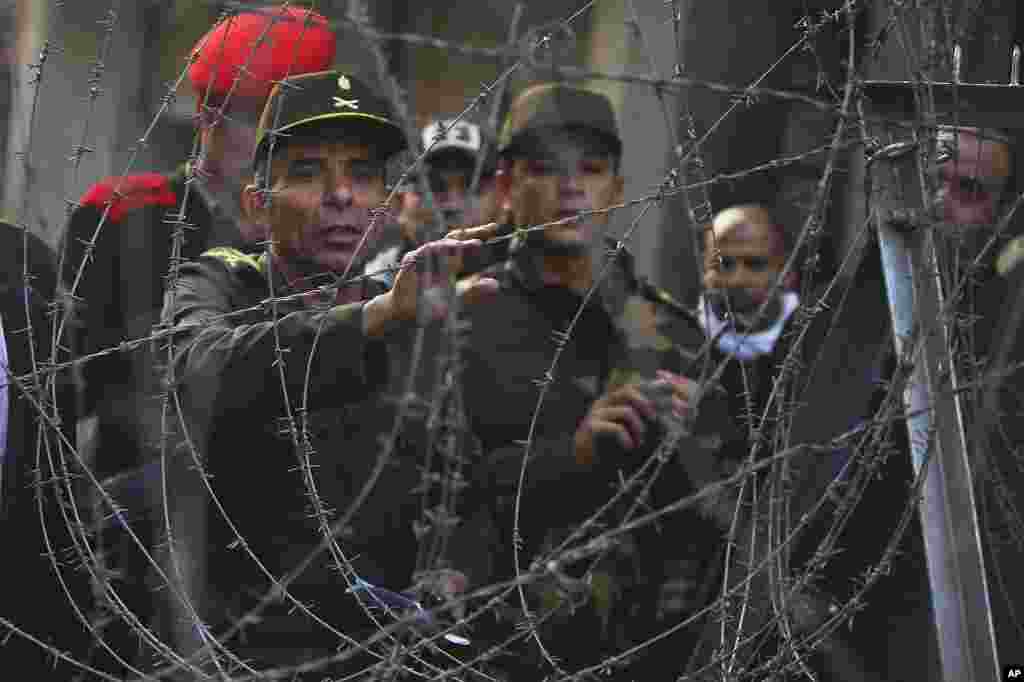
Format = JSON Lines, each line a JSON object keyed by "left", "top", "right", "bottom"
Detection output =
{"left": 254, "top": 70, "right": 407, "bottom": 164}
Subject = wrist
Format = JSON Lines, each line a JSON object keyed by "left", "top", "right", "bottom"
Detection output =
{"left": 362, "top": 291, "right": 399, "bottom": 338}
{"left": 573, "top": 429, "right": 594, "bottom": 467}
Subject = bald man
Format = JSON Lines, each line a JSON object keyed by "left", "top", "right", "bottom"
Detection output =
{"left": 692, "top": 205, "right": 897, "bottom": 678}
{"left": 699, "top": 204, "right": 799, "bottom": 360}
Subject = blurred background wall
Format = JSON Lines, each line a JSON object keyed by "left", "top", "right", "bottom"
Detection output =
{"left": 1, "top": 0, "right": 1021, "bottom": 298}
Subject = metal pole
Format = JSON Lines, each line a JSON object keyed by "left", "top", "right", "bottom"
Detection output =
{"left": 869, "top": 141, "right": 1000, "bottom": 682}
{"left": 2, "top": 0, "right": 47, "bottom": 221}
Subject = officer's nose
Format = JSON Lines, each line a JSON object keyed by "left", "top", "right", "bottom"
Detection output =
{"left": 323, "top": 174, "right": 354, "bottom": 209}
{"left": 731, "top": 273, "right": 765, "bottom": 297}
{"left": 559, "top": 171, "right": 585, "bottom": 196}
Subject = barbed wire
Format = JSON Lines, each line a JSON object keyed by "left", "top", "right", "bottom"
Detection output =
{"left": 2, "top": 0, "right": 1023, "bottom": 679}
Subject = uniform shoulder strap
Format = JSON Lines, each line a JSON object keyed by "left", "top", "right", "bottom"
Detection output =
{"left": 997, "top": 235, "right": 1024, "bottom": 277}
{"left": 201, "top": 246, "right": 265, "bottom": 275}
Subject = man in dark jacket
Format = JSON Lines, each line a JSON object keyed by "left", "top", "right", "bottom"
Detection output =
{"left": 692, "top": 203, "right": 891, "bottom": 680}
{"left": 57, "top": 8, "right": 339, "bottom": 671}
{"left": 62, "top": 6, "right": 338, "bottom": 482}
{"left": 165, "top": 69, "right": 497, "bottom": 677}
{"left": 447, "top": 82, "right": 736, "bottom": 679}
{"left": 0, "top": 221, "right": 92, "bottom": 678}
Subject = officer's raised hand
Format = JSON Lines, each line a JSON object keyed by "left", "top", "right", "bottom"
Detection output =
{"left": 364, "top": 223, "right": 500, "bottom": 335}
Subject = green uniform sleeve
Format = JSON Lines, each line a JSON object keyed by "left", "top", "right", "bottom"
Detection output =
{"left": 167, "top": 255, "right": 389, "bottom": 424}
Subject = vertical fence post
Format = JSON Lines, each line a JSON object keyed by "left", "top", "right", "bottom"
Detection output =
{"left": 867, "top": 135, "right": 1000, "bottom": 682}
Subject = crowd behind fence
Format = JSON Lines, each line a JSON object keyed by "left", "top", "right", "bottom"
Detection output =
{"left": 0, "top": 1, "right": 1022, "bottom": 680}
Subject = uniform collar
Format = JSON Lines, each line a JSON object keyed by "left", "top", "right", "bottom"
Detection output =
{"left": 505, "top": 236, "right": 638, "bottom": 320}
{"left": 264, "top": 251, "right": 384, "bottom": 304}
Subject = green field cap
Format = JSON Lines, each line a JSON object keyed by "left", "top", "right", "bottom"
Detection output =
{"left": 254, "top": 70, "right": 406, "bottom": 165}
{"left": 498, "top": 83, "right": 621, "bottom": 158}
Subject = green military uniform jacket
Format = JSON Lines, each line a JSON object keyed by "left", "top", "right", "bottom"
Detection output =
{"left": 166, "top": 247, "right": 434, "bottom": 667}
{"left": 452, "top": 241, "right": 736, "bottom": 676}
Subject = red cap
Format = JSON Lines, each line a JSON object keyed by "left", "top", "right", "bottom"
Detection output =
{"left": 188, "top": 7, "right": 336, "bottom": 108}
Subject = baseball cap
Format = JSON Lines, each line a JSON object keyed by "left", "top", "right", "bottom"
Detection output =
{"left": 188, "top": 7, "right": 336, "bottom": 109}
{"left": 419, "top": 118, "right": 497, "bottom": 179}
{"left": 498, "top": 83, "right": 622, "bottom": 158}
{"left": 422, "top": 119, "right": 483, "bottom": 159}
{"left": 253, "top": 70, "right": 407, "bottom": 166}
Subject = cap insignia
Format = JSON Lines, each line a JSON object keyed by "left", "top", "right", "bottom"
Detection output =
{"left": 333, "top": 74, "right": 359, "bottom": 109}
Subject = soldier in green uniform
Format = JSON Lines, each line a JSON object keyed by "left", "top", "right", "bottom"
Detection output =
{"left": 449, "top": 83, "right": 736, "bottom": 678}
{"left": 165, "top": 69, "right": 497, "bottom": 675}
{"left": 57, "top": 9, "right": 340, "bottom": 671}
{"left": 62, "top": 6, "right": 338, "bottom": 482}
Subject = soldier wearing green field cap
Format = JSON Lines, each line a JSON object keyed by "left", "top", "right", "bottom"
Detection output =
{"left": 448, "top": 82, "right": 739, "bottom": 678}
{"left": 163, "top": 69, "right": 498, "bottom": 674}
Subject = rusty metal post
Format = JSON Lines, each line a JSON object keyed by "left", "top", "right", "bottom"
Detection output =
{"left": 860, "top": 59, "right": 1024, "bottom": 679}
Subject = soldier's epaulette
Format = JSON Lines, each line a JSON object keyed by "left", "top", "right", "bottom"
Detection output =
{"left": 79, "top": 173, "right": 178, "bottom": 223}
{"left": 202, "top": 247, "right": 265, "bottom": 275}
{"left": 636, "top": 277, "right": 701, "bottom": 328}
{"left": 997, "top": 235, "right": 1024, "bottom": 277}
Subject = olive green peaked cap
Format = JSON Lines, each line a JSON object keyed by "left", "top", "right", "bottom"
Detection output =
{"left": 498, "top": 83, "right": 622, "bottom": 158}
{"left": 254, "top": 69, "right": 406, "bottom": 165}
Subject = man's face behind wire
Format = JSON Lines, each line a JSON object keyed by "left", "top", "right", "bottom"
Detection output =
{"left": 703, "top": 206, "right": 789, "bottom": 324}
{"left": 265, "top": 138, "right": 389, "bottom": 275}
{"left": 933, "top": 127, "right": 1011, "bottom": 232}
{"left": 504, "top": 131, "right": 623, "bottom": 248}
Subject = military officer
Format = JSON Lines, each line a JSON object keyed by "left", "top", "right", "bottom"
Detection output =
{"left": 165, "top": 68, "right": 497, "bottom": 675}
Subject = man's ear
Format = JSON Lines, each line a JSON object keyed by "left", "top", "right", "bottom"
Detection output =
{"left": 612, "top": 174, "right": 625, "bottom": 204}
{"left": 241, "top": 183, "right": 268, "bottom": 222}
{"left": 495, "top": 167, "right": 513, "bottom": 206}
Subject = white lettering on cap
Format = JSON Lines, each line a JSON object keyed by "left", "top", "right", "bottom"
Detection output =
{"left": 422, "top": 119, "right": 481, "bottom": 154}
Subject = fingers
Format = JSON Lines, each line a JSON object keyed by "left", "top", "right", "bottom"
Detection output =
{"left": 589, "top": 406, "right": 647, "bottom": 451}
{"left": 415, "top": 236, "right": 484, "bottom": 259}
{"left": 588, "top": 418, "right": 638, "bottom": 452}
{"left": 577, "top": 374, "right": 702, "bottom": 463}
{"left": 391, "top": 241, "right": 499, "bottom": 324}
{"left": 455, "top": 274, "right": 499, "bottom": 307}
{"left": 402, "top": 237, "right": 481, "bottom": 278}
{"left": 656, "top": 370, "right": 696, "bottom": 403}
{"left": 444, "top": 222, "right": 502, "bottom": 242}
{"left": 429, "top": 237, "right": 488, "bottom": 281}
{"left": 583, "top": 375, "right": 698, "bottom": 457}
{"left": 599, "top": 384, "right": 657, "bottom": 422}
